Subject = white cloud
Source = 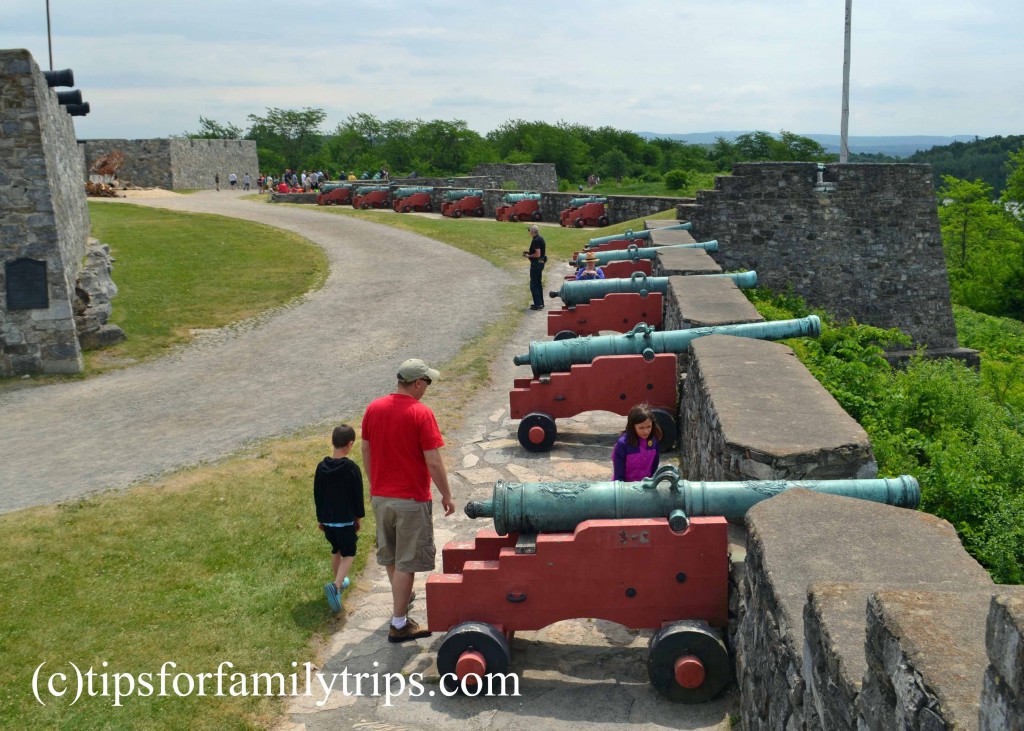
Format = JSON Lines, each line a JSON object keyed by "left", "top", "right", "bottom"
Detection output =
{"left": 3, "top": 0, "right": 1021, "bottom": 139}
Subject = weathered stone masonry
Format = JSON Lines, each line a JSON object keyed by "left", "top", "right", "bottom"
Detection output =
{"left": 0, "top": 49, "right": 90, "bottom": 375}
{"left": 80, "top": 138, "right": 258, "bottom": 190}
{"left": 679, "top": 162, "right": 961, "bottom": 351}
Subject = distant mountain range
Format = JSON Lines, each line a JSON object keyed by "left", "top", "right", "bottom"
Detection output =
{"left": 636, "top": 131, "right": 980, "bottom": 158}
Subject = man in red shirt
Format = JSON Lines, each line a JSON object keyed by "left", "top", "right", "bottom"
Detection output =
{"left": 361, "top": 358, "right": 455, "bottom": 642}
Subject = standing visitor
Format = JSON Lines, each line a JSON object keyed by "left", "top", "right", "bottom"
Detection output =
{"left": 523, "top": 224, "right": 547, "bottom": 310}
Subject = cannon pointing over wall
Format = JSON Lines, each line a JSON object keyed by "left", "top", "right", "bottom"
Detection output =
{"left": 550, "top": 271, "right": 756, "bottom": 307}
{"left": 586, "top": 223, "right": 693, "bottom": 249}
{"left": 574, "top": 241, "right": 719, "bottom": 267}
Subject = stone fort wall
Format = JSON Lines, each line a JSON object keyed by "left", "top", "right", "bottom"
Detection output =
{"left": 0, "top": 49, "right": 89, "bottom": 375}
{"left": 679, "top": 162, "right": 960, "bottom": 350}
{"left": 80, "top": 138, "right": 258, "bottom": 190}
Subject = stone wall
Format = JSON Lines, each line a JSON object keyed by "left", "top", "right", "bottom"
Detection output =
{"left": 678, "top": 163, "right": 960, "bottom": 349}
{"left": 471, "top": 163, "right": 557, "bottom": 192}
{"left": 1, "top": 49, "right": 89, "bottom": 375}
{"left": 541, "top": 192, "right": 689, "bottom": 226}
{"left": 980, "top": 590, "right": 1024, "bottom": 729}
{"left": 80, "top": 137, "right": 258, "bottom": 190}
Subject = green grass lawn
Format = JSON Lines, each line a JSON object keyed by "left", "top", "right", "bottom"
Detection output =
{"left": 0, "top": 197, "right": 683, "bottom": 729}
{"left": 86, "top": 202, "right": 328, "bottom": 368}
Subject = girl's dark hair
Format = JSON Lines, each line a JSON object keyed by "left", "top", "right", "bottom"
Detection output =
{"left": 623, "top": 404, "right": 662, "bottom": 446}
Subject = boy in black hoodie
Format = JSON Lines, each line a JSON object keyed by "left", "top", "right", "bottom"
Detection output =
{"left": 314, "top": 424, "right": 365, "bottom": 613}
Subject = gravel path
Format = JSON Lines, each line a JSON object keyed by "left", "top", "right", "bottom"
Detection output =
{"left": 0, "top": 190, "right": 512, "bottom": 513}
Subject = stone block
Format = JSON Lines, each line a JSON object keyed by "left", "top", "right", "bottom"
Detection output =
{"left": 980, "top": 589, "right": 1024, "bottom": 731}
{"left": 860, "top": 589, "right": 993, "bottom": 730}
{"left": 736, "top": 489, "right": 991, "bottom": 730}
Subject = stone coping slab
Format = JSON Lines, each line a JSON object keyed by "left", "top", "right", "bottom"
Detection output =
{"left": 668, "top": 276, "right": 762, "bottom": 327}
{"left": 654, "top": 248, "right": 721, "bottom": 276}
{"left": 987, "top": 588, "right": 1024, "bottom": 692}
{"left": 649, "top": 228, "right": 697, "bottom": 245}
{"left": 862, "top": 589, "right": 995, "bottom": 730}
{"left": 645, "top": 218, "right": 694, "bottom": 229}
{"left": 747, "top": 489, "right": 992, "bottom": 661}
{"left": 690, "top": 336, "right": 869, "bottom": 455}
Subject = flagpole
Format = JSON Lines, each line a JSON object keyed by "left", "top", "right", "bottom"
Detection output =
{"left": 840, "top": 0, "right": 852, "bottom": 163}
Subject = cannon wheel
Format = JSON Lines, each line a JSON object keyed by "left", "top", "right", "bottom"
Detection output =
{"left": 437, "top": 622, "right": 511, "bottom": 694}
{"left": 453, "top": 209, "right": 463, "bottom": 219}
{"left": 476, "top": 207, "right": 485, "bottom": 217}
{"left": 510, "top": 213, "right": 520, "bottom": 223}
{"left": 598, "top": 216, "right": 609, "bottom": 227}
{"left": 517, "top": 412, "right": 557, "bottom": 452}
{"left": 647, "top": 620, "right": 730, "bottom": 703}
{"left": 574, "top": 217, "right": 584, "bottom": 228}
{"left": 553, "top": 330, "right": 579, "bottom": 341}
{"left": 532, "top": 211, "right": 542, "bottom": 222}
{"left": 651, "top": 408, "right": 678, "bottom": 452}
{"left": 425, "top": 203, "right": 434, "bottom": 212}
{"left": 402, "top": 205, "right": 411, "bottom": 213}
{"left": 360, "top": 202, "right": 369, "bottom": 209}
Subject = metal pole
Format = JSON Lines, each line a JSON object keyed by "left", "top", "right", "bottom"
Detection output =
{"left": 840, "top": 0, "right": 852, "bottom": 163}
{"left": 46, "top": 0, "right": 54, "bottom": 70}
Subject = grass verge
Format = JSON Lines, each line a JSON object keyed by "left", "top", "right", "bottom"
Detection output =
{"left": 84, "top": 202, "right": 328, "bottom": 370}
{"left": 0, "top": 199, "right": 678, "bottom": 728}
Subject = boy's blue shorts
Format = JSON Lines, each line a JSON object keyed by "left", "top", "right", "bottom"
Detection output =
{"left": 323, "top": 525, "right": 357, "bottom": 557}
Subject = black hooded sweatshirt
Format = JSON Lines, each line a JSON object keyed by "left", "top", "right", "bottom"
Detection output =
{"left": 313, "top": 457, "right": 365, "bottom": 524}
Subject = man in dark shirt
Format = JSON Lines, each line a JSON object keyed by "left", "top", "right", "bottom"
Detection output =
{"left": 524, "top": 225, "right": 547, "bottom": 310}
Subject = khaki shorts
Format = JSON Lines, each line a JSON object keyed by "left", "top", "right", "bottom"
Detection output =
{"left": 371, "top": 496, "right": 436, "bottom": 573}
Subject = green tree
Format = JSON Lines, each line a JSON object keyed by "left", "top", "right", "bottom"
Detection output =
{"left": 246, "top": 107, "right": 327, "bottom": 170}
{"left": 1002, "top": 145, "right": 1024, "bottom": 205}
{"left": 181, "top": 116, "right": 244, "bottom": 139}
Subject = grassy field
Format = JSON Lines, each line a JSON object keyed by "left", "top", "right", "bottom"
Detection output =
{"left": 0, "top": 198, "right": 681, "bottom": 729}
{"left": 86, "top": 203, "right": 328, "bottom": 369}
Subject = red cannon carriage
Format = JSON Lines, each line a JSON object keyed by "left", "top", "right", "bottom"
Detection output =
{"left": 495, "top": 193, "right": 542, "bottom": 223}
{"left": 316, "top": 183, "right": 353, "bottom": 206}
{"left": 392, "top": 186, "right": 434, "bottom": 213}
{"left": 442, "top": 189, "right": 485, "bottom": 218}
{"left": 351, "top": 186, "right": 390, "bottom": 209}
{"left": 560, "top": 197, "right": 609, "bottom": 228}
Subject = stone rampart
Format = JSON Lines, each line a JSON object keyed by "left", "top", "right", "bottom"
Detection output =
{"left": 1, "top": 49, "right": 89, "bottom": 375}
{"left": 678, "top": 163, "right": 960, "bottom": 349}
{"left": 471, "top": 163, "right": 557, "bottom": 192}
{"left": 80, "top": 138, "right": 258, "bottom": 190}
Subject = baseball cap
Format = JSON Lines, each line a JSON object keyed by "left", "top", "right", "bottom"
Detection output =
{"left": 398, "top": 358, "right": 440, "bottom": 382}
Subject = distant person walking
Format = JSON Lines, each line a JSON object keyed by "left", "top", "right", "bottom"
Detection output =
{"left": 361, "top": 358, "right": 454, "bottom": 643}
{"left": 228, "top": 172, "right": 238, "bottom": 190}
{"left": 523, "top": 224, "right": 547, "bottom": 310}
{"left": 214, "top": 173, "right": 220, "bottom": 191}
{"left": 243, "top": 173, "right": 251, "bottom": 191}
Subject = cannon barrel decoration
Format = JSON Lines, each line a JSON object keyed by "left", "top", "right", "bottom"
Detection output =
{"left": 586, "top": 222, "right": 693, "bottom": 248}
{"left": 444, "top": 189, "right": 483, "bottom": 201}
{"left": 503, "top": 190, "right": 544, "bottom": 201}
{"left": 395, "top": 186, "right": 433, "bottom": 197}
{"left": 576, "top": 241, "right": 719, "bottom": 266}
{"left": 569, "top": 196, "right": 607, "bottom": 207}
{"left": 550, "top": 271, "right": 757, "bottom": 306}
{"left": 513, "top": 315, "right": 820, "bottom": 376}
{"left": 464, "top": 465, "right": 920, "bottom": 535}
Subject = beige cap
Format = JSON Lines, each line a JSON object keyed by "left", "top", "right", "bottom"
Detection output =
{"left": 398, "top": 358, "right": 440, "bottom": 382}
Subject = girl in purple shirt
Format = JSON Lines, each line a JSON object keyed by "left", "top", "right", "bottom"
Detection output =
{"left": 612, "top": 404, "right": 663, "bottom": 481}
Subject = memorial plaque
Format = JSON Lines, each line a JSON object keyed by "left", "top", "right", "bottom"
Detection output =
{"left": 5, "top": 258, "right": 49, "bottom": 310}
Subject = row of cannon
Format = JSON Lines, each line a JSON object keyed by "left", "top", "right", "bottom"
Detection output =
{"left": 424, "top": 220, "right": 921, "bottom": 703}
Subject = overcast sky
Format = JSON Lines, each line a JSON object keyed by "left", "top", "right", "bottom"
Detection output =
{"left": 3, "top": 1, "right": 1022, "bottom": 141}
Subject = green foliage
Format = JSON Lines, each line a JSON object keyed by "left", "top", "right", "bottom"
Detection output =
{"left": 937, "top": 175, "right": 1024, "bottom": 318}
{"left": 663, "top": 169, "right": 690, "bottom": 190}
{"left": 179, "top": 115, "right": 244, "bottom": 140}
{"left": 246, "top": 106, "right": 328, "bottom": 171}
{"left": 749, "top": 289, "right": 1024, "bottom": 583}
{"left": 1002, "top": 145, "right": 1024, "bottom": 205}
{"left": 909, "top": 134, "right": 1024, "bottom": 193}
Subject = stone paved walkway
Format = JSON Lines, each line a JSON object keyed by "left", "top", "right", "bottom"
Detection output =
{"left": 278, "top": 274, "right": 739, "bottom": 730}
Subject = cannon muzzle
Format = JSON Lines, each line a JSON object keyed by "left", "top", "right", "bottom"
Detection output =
{"left": 548, "top": 271, "right": 757, "bottom": 306}
{"left": 465, "top": 465, "right": 920, "bottom": 534}
{"left": 513, "top": 315, "right": 820, "bottom": 375}
{"left": 56, "top": 90, "right": 83, "bottom": 106}
{"left": 574, "top": 241, "right": 719, "bottom": 266}
{"left": 569, "top": 196, "right": 607, "bottom": 207}
{"left": 64, "top": 102, "right": 90, "bottom": 117}
{"left": 43, "top": 69, "right": 75, "bottom": 88}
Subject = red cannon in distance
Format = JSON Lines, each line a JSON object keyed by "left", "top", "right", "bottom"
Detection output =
{"left": 495, "top": 193, "right": 542, "bottom": 223}
{"left": 442, "top": 189, "right": 485, "bottom": 218}
{"left": 351, "top": 186, "right": 390, "bottom": 209}
{"left": 560, "top": 197, "right": 609, "bottom": 228}
{"left": 392, "top": 186, "right": 434, "bottom": 213}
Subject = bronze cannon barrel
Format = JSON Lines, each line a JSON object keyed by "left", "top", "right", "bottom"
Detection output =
{"left": 464, "top": 466, "right": 921, "bottom": 535}
{"left": 512, "top": 315, "right": 821, "bottom": 377}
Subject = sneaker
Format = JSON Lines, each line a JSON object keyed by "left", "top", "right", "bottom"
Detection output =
{"left": 530, "top": 304, "right": 544, "bottom": 310}
{"left": 388, "top": 617, "right": 432, "bottom": 643}
{"left": 340, "top": 577, "right": 351, "bottom": 591}
{"left": 323, "top": 582, "right": 341, "bottom": 613}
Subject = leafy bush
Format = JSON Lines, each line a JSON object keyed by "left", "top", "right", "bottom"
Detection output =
{"left": 663, "top": 169, "right": 691, "bottom": 190}
{"left": 749, "top": 288, "right": 1024, "bottom": 583}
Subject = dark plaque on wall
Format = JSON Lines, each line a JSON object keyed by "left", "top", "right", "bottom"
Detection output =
{"left": 5, "top": 258, "right": 49, "bottom": 310}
